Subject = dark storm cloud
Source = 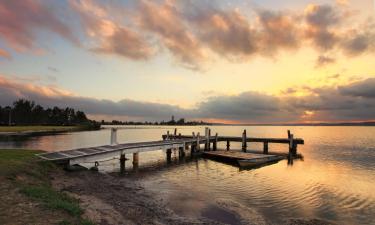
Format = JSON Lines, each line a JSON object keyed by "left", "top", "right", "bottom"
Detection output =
{"left": 339, "top": 78, "right": 375, "bottom": 98}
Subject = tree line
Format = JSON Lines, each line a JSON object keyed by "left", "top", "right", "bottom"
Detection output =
{"left": 0, "top": 99, "right": 90, "bottom": 126}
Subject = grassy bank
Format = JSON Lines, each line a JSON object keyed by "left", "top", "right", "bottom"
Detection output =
{"left": 0, "top": 149, "right": 94, "bottom": 225}
{"left": 0, "top": 124, "right": 100, "bottom": 133}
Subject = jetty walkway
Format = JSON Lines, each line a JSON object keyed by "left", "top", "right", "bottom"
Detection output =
{"left": 37, "top": 128, "right": 304, "bottom": 171}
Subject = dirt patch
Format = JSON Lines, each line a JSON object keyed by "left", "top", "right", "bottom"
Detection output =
{"left": 0, "top": 179, "right": 73, "bottom": 225}
{"left": 52, "top": 169, "right": 221, "bottom": 225}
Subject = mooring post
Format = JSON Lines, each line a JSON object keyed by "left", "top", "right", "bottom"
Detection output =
{"left": 120, "top": 153, "right": 126, "bottom": 174}
{"left": 263, "top": 142, "right": 269, "bottom": 154}
{"left": 133, "top": 152, "right": 139, "bottom": 168}
{"left": 226, "top": 140, "right": 230, "bottom": 151}
{"left": 166, "top": 130, "right": 170, "bottom": 140}
{"left": 196, "top": 132, "right": 200, "bottom": 151}
{"left": 174, "top": 128, "right": 177, "bottom": 136}
{"left": 207, "top": 128, "right": 211, "bottom": 151}
{"left": 166, "top": 148, "right": 172, "bottom": 162}
{"left": 204, "top": 127, "right": 208, "bottom": 151}
{"left": 242, "top": 129, "right": 247, "bottom": 152}
{"left": 110, "top": 128, "right": 118, "bottom": 145}
{"left": 179, "top": 146, "right": 185, "bottom": 158}
{"left": 289, "top": 133, "right": 294, "bottom": 156}
{"left": 213, "top": 133, "right": 218, "bottom": 151}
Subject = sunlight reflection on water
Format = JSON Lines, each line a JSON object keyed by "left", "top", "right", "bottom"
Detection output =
{"left": 1, "top": 126, "right": 374, "bottom": 224}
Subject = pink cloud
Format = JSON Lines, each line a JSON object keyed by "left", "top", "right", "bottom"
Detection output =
{"left": 137, "top": 0, "right": 206, "bottom": 70}
{"left": 0, "top": 0, "right": 78, "bottom": 53}
{"left": 70, "top": 0, "right": 153, "bottom": 60}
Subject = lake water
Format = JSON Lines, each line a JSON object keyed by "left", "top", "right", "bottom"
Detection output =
{"left": 1, "top": 126, "right": 374, "bottom": 224}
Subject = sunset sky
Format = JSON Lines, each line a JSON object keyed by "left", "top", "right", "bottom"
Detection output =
{"left": 0, "top": 0, "right": 374, "bottom": 123}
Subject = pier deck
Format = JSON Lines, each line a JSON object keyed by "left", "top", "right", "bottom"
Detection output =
{"left": 37, "top": 128, "right": 304, "bottom": 171}
{"left": 203, "top": 150, "right": 285, "bottom": 167}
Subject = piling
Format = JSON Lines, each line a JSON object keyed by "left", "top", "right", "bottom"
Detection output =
{"left": 213, "top": 133, "right": 218, "bottom": 151}
{"left": 226, "top": 140, "right": 230, "bottom": 151}
{"left": 242, "top": 130, "right": 247, "bottom": 152}
{"left": 120, "top": 153, "right": 126, "bottom": 174}
{"left": 133, "top": 152, "right": 139, "bottom": 167}
{"left": 110, "top": 128, "right": 118, "bottom": 145}
{"left": 166, "top": 148, "right": 172, "bottom": 162}
{"left": 178, "top": 146, "right": 185, "bottom": 158}
{"left": 196, "top": 132, "right": 200, "bottom": 151}
{"left": 263, "top": 142, "right": 269, "bottom": 154}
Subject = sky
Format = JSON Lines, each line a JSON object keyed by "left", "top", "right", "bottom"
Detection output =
{"left": 0, "top": 0, "right": 374, "bottom": 123}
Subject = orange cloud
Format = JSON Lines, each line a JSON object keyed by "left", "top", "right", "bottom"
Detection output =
{"left": 0, "top": 48, "right": 11, "bottom": 59}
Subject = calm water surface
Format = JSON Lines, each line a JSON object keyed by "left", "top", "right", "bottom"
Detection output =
{"left": 1, "top": 126, "right": 374, "bottom": 224}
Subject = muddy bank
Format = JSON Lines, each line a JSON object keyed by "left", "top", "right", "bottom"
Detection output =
{"left": 52, "top": 169, "right": 335, "bottom": 225}
{"left": 52, "top": 169, "right": 220, "bottom": 225}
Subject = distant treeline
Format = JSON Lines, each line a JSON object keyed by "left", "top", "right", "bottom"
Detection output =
{"left": 0, "top": 99, "right": 93, "bottom": 126}
{"left": 101, "top": 117, "right": 211, "bottom": 126}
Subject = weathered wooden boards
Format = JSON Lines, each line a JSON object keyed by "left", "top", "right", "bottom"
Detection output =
{"left": 203, "top": 150, "right": 285, "bottom": 168}
{"left": 163, "top": 129, "right": 304, "bottom": 156}
{"left": 37, "top": 128, "right": 304, "bottom": 172}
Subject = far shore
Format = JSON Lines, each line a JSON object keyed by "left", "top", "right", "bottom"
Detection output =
{"left": 0, "top": 125, "right": 101, "bottom": 136}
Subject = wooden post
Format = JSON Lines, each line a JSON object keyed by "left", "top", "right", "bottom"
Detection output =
{"left": 166, "top": 130, "right": 170, "bottom": 140}
{"left": 213, "top": 133, "right": 218, "bottom": 151}
{"left": 263, "top": 142, "right": 269, "bottom": 154}
{"left": 178, "top": 146, "right": 185, "bottom": 158}
{"left": 166, "top": 148, "right": 172, "bottom": 162}
{"left": 242, "top": 129, "right": 247, "bottom": 152}
{"left": 287, "top": 130, "right": 291, "bottom": 139}
{"left": 133, "top": 153, "right": 139, "bottom": 167}
{"left": 120, "top": 153, "right": 126, "bottom": 174}
{"left": 226, "top": 140, "right": 230, "bottom": 151}
{"left": 289, "top": 134, "right": 294, "bottom": 156}
{"left": 204, "top": 127, "right": 208, "bottom": 150}
{"left": 174, "top": 128, "right": 177, "bottom": 136}
{"left": 196, "top": 132, "right": 200, "bottom": 151}
{"left": 207, "top": 128, "right": 211, "bottom": 151}
{"left": 179, "top": 133, "right": 182, "bottom": 138}
{"left": 110, "top": 128, "right": 118, "bottom": 145}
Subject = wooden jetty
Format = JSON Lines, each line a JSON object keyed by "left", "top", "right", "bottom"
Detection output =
{"left": 37, "top": 127, "right": 304, "bottom": 171}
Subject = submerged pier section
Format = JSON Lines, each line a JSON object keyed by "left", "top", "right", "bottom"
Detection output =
{"left": 37, "top": 128, "right": 304, "bottom": 171}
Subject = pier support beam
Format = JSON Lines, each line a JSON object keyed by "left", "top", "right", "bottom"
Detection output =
{"left": 133, "top": 152, "right": 139, "bottom": 167}
{"left": 166, "top": 148, "right": 172, "bottom": 162}
{"left": 213, "top": 133, "right": 218, "bottom": 151}
{"left": 226, "top": 140, "right": 230, "bottom": 151}
{"left": 120, "top": 153, "right": 126, "bottom": 174}
{"left": 242, "top": 130, "right": 247, "bottom": 152}
{"left": 110, "top": 128, "right": 118, "bottom": 145}
{"left": 196, "top": 132, "right": 200, "bottom": 151}
{"left": 178, "top": 146, "right": 185, "bottom": 158}
{"left": 263, "top": 142, "right": 269, "bottom": 154}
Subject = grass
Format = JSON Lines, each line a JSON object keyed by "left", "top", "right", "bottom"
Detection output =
{"left": 0, "top": 125, "right": 79, "bottom": 133}
{"left": 0, "top": 149, "right": 95, "bottom": 224}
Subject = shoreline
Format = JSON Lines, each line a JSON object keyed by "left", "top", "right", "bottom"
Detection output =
{"left": 0, "top": 125, "right": 101, "bottom": 137}
{"left": 0, "top": 149, "right": 336, "bottom": 225}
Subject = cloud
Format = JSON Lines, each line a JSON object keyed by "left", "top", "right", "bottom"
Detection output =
{"left": 0, "top": 0, "right": 78, "bottom": 52}
{"left": 0, "top": 48, "right": 11, "bottom": 59}
{"left": 1, "top": 75, "right": 374, "bottom": 123}
{"left": 339, "top": 78, "right": 375, "bottom": 98}
{"left": 2, "top": 1, "right": 374, "bottom": 70}
{"left": 70, "top": 0, "right": 154, "bottom": 60}
{"left": 315, "top": 55, "right": 336, "bottom": 67}
{"left": 136, "top": 0, "right": 206, "bottom": 70}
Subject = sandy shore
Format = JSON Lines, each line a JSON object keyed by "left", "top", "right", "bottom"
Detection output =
{"left": 51, "top": 168, "right": 336, "bottom": 225}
